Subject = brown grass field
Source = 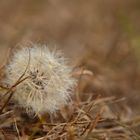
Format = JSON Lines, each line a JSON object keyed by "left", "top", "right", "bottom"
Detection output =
{"left": 0, "top": 0, "right": 140, "bottom": 139}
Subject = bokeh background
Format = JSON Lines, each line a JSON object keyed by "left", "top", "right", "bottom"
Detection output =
{"left": 0, "top": 0, "right": 140, "bottom": 122}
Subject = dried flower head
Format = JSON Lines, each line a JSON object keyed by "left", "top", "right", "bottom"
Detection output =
{"left": 5, "top": 45, "right": 76, "bottom": 114}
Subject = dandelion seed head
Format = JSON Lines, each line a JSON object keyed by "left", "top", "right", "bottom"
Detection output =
{"left": 5, "top": 45, "right": 76, "bottom": 114}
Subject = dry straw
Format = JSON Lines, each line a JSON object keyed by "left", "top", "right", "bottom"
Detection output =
{"left": 4, "top": 44, "right": 76, "bottom": 115}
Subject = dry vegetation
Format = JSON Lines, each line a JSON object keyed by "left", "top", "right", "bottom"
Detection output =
{"left": 0, "top": 67, "right": 140, "bottom": 140}
{"left": 0, "top": 0, "right": 140, "bottom": 139}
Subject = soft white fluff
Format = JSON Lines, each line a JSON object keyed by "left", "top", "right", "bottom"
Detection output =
{"left": 5, "top": 45, "right": 76, "bottom": 114}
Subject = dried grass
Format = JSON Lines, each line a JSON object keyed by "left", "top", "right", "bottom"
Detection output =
{"left": 0, "top": 64, "right": 140, "bottom": 140}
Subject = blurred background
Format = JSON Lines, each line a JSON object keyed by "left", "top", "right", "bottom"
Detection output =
{"left": 0, "top": 0, "right": 140, "bottom": 121}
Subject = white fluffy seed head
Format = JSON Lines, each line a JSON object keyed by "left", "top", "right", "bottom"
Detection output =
{"left": 5, "top": 45, "right": 76, "bottom": 114}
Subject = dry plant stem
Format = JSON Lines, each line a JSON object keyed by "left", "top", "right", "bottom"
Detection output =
{"left": 0, "top": 85, "right": 9, "bottom": 90}
{"left": 0, "top": 76, "right": 29, "bottom": 113}
{"left": 76, "top": 67, "right": 85, "bottom": 104}
{"left": 0, "top": 111, "right": 13, "bottom": 120}
{"left": 0, "top": 48, "right": 30, "bottom": 113}
{"left": 13, "top": 117, "right": 20, "bottom": 140}
{"left": 115, "top": 120, "right": 140, "bottom": 140}
{"left": 125, "top": 116, "right": 140, "bottom": 127}
{"left": 61, "top": 114, "right": 74, "bottom": 132}
{"left": 81, "top": 109, "right": 102, "bottom": 139}
{"left": 86, "top": 94, "right": 101, "bottom": 113}
{"left": 81, "top": 107, "right": 102, "bottom": 137}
